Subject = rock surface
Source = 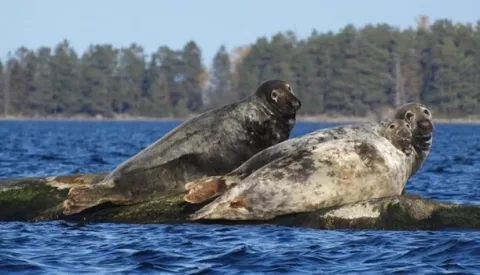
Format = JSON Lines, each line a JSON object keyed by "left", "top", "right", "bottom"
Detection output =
{"left": 0, "top": 172, "right": 478, "bottom": 230}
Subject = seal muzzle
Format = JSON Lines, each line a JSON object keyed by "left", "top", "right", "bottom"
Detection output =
{"left": 417, "top": 119, "right": 433, "bottom": 133}
{"left": 291, "top": 98, "right": 302, "bottom": 112}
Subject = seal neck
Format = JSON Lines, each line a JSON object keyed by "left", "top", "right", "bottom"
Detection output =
{"left": 241, "top": 94, "right": 296, "bottom": 135}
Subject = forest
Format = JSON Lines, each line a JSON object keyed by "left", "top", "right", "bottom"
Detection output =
{"left": 1, "top": 16, "right": 479, "bottom": 119}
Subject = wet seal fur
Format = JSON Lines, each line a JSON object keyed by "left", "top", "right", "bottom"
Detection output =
{"left": 184, "top": 103, "right": 434, "bottom": 204}
{"left": 62, "top": 79, "right": 301, "bottom": 215}
{"left": 189, "top": 119, "right": 419, "bottom": 221}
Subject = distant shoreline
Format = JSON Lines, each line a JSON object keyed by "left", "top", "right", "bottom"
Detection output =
{"left": 0, "top": 114, "right": 479, "bottom": 124}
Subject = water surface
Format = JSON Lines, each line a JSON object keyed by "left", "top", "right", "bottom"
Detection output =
{"left": 0, "top": 120, "right": 479, "bottom": 274}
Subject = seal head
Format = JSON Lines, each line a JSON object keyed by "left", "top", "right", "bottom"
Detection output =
{"left": 394, "top": 102, "right": 433, "bottom": 155}
{"left": 382, "top": 119, "right": 413, "bottom": 155}
{"left": 256, "top": 80, "right": 301, "bottom": 115}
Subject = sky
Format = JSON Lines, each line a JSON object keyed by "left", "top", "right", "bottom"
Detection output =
{"left": 1, "top": 0, "right": 480, "bottom": 67}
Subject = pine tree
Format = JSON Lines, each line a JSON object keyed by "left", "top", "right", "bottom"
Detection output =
{"left": 207, "top": 45, "right": 233, "bottom": 108}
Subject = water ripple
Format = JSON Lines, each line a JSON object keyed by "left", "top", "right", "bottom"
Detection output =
{"left": 0, "top": 223, "right": 479, "bottom": 274}
{"left": 0, "top": 121, "right": 479, "bottom": 274}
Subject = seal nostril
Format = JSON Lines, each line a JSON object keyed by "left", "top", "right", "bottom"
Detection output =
{"left": 400, "top": 128, "right": 411, "bottom": 137}
{"left": 294, "top": 100, "right": 301, "bottom": 109}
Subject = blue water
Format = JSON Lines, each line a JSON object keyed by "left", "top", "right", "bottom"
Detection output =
{"left": 0, "top": 120, "right": 479, "bottom": 274}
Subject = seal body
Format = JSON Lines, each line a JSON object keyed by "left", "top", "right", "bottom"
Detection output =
{"left": 189, "top": 119, "right": 417, "bottom": 221}
{"left": 184, "top": 103, "right": 434, "bottom": 204}
{"left": 63, "top": 79, "right": 301, "bottom": 215}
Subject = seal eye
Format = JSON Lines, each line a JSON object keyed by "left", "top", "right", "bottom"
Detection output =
{"left": 423, "top": 109, "right": 430, "bottom": 116}
{"left": 285, "top": 84, "right": 292, "bottom": 92}
{"left": 271, "top": 89, "right": 279, "bottom": 102}
{"left": 389, "top": 124, "right": 396, "bottom": 129}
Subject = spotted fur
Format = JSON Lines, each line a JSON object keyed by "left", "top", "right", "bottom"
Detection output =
{"left": 189, "top": 118, "right": 429, "bottom": 221}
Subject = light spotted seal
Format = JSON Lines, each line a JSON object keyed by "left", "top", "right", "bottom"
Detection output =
{"left": 63, "top": 79, "right": 301, "bottom": 215}
{"left": 183, "top": 103, "right": 434, "bottom": 204}
{"left": 189, "top": 118, "right": 423, "bottom": 221}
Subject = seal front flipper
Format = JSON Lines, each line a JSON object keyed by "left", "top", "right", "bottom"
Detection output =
{"left": 62, "top": 184, "right": 133, "bottom": 215}
{"left": 184, "top": 175, "right": 240, "bottom": 204}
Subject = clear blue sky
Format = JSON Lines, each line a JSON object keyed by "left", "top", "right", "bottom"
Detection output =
{"left": 1, "top": 0, "right": 479, "bottom": 67}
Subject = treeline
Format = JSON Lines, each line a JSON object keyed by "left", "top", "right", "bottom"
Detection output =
{"left": 1, "top": 16, "right": 479, "bottom": 118}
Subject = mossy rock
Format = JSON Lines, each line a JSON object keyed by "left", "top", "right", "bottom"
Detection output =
{"left": 1, "top": 173, "right": 480, "bottom": 230}
{"left": 0, "top": 184, "right": 68, "bottom": 221}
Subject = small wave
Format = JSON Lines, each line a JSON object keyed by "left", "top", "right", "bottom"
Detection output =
{"left": 89, "top": 154, "right": 110, "bottom": 165}
{"left": 36, "top": 154, "right": 66, "bottom": 161}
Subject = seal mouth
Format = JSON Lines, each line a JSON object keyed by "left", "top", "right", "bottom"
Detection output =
{"left": 413, "top": 134, "right": 432, "bottom": 152}
{"left": 411, "top": 115, "right": 434, "bottom": 153}
{"left": 400, "top": 137, "right": 413, "bottom": 149}
{"left": 279, "top": 102, "right": 301, "bottom": 115}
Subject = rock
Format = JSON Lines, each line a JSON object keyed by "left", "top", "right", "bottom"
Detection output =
{"left": 0, "top": 172, "right": 478, "bottom": 230}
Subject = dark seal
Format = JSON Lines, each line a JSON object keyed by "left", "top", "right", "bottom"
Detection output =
{"left": 63, "top": 79, "right": 301, "bottom": 215}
